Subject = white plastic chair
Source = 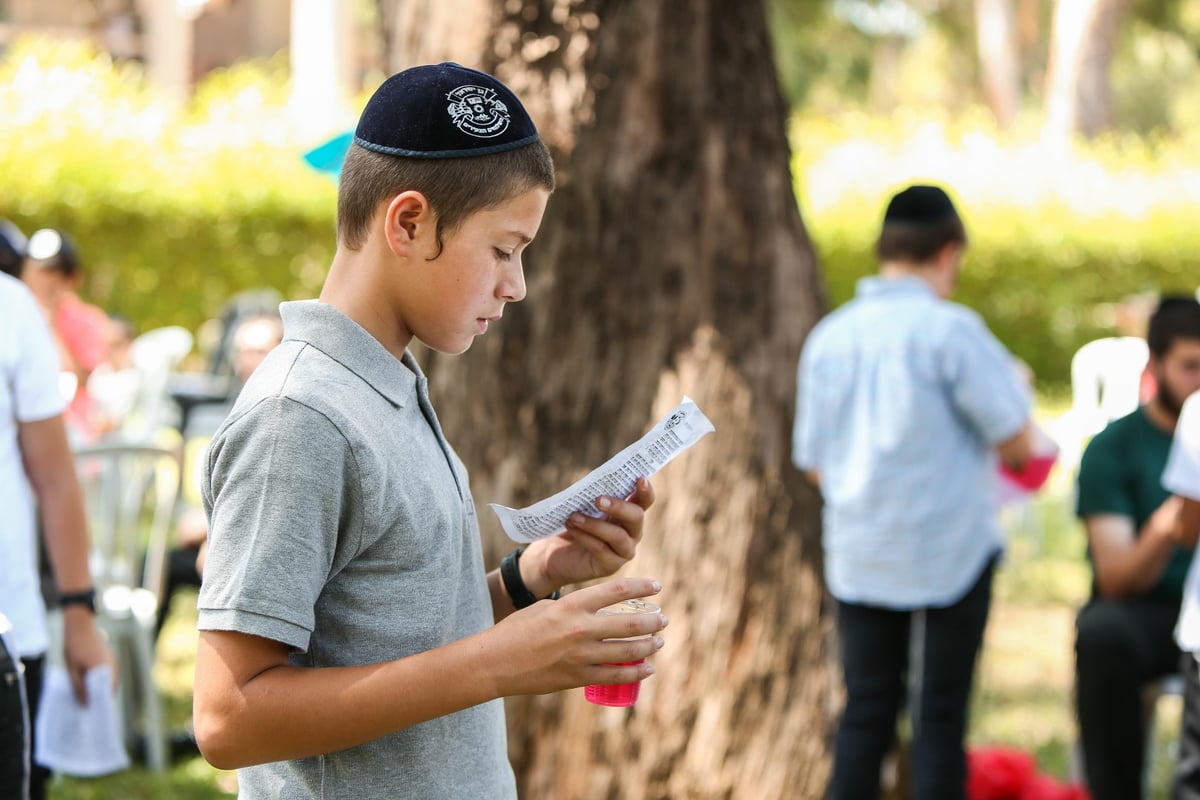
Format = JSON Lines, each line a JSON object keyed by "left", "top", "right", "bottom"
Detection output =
{"left": 73, "top": 442, "right": 181, "bottom": 772}
{"left": 118, "top": 326, "right": 194, "bottom": 438}
{"left": 1047, "top": 336, "right": 1150, "bottom": 485}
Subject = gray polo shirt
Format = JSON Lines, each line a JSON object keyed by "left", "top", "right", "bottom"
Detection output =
{"left": 198, "top": 300, "right": 515, "bottom": 800}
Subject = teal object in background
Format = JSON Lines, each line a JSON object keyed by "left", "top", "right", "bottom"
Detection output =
{"left": 303, "top": 131, "right": 354, "bottom": 177}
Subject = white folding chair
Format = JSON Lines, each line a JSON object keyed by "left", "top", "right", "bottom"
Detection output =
{"left": 73, "top": 442, "right": 181, "bottom": 772}
{"left": 1045, "top": 336, "right": 1150, "bottom": 507}
{"left": 118, "top": 326, "right": 194, "bottom": 439}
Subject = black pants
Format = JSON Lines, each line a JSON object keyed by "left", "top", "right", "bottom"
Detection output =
{"left": 1075, "top": 596, "right": 1180, "bottom": 800}
{"left": 829, "top": 556, "right": 996, "bottom": 800}
{"left": 0, "top": 643, "right": 47, "bottom": 800}
{"left": 0, "top": 634, "right": 28, "bottom": 800}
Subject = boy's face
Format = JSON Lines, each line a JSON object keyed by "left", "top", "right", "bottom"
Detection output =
{"left": 400, "top": 186, "right": 549, "bottom": 355}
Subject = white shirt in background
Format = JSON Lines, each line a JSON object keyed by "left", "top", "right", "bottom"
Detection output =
{"left": 0, "top": 273, "right": 68, "bottom": 657}
{"left": 1164, "top": 391, "right": 1200, "bottom": 653}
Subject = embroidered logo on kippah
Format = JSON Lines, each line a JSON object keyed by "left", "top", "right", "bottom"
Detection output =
{"left": 446, "top": 85, "right": 511, "bottom": 139}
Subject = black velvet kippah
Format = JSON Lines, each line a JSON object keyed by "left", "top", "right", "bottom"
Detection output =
{"left": 354, "top": 62, "right": 540, "bottom": 159}
{"left": 883, "top": 185, "right": 959, "bottom": 224}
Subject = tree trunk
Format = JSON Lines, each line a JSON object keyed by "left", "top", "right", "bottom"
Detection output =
{"left": 388, "top": 0, "right": 835, "bottom": 797}
{"left": 1042, "top": 0, "right": 1126, "bottom": 143}
{"left": 975, "top": 0, "right": 1020, "bottom": 128}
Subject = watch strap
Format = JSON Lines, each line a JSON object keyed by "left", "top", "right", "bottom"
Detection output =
{"left": 59, "top": 588, "right": 97, "bottom": 613}
{"left": 501, "top": 547, "right": 558, "bottom": 609}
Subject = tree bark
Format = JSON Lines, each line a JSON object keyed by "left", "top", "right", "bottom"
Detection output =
{"left": 975, "top": 0, "right": 1020, "bottom": 128}
{"left": 1042, "top": 0, "right": 1126, "bottom": 142}
{"left": 389, "top": 0, "right": 834, "bottom": 796}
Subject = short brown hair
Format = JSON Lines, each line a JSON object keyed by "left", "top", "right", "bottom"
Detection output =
{"left": 336, "top": 140, "right": 556, "bottom": 256}
{"left": 875, "top": 215, "right": 967, "bottom": 264}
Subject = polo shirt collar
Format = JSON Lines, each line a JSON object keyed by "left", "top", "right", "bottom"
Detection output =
{"left": 279, "top": 300, "right": 419, "bottom": 408}
{"left": 856, "top": 274, "right": 937, "bottom": 300}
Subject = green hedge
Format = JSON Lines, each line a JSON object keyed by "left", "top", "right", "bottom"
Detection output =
{"left": 793, "top": 109, "right": 1200, "bottom": 388}
{"left": 0, "top": 38, "right": 339, "bottom": 340}
{"left": 3, "top": 39, "right": 1197, "bottom": 389}
{"left": 809, "top": 202, "right": 1197, "bottom": 386}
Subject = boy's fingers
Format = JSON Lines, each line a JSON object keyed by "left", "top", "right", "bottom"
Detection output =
{"left": 631, "top": 477, "right": 655, "bottom": 510}
{"left": 568, "top": 577, "right": 662, "bottom": 614}
{"left": 566, "top": 515, "right": 637, "bottom": 560}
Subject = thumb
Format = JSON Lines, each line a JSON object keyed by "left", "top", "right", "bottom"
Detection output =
{"left": 69, "top": 663, "right": 90, "bottom": 707}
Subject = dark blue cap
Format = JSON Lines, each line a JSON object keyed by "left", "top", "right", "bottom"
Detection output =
{"left": 883, "top": 184, "right": 959, "bottom": 224}
{"left": 354, "top": 62, "right": 539, "bottom": 159}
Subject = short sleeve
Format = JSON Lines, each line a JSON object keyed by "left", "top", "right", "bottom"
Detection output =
{"left": 13, "top": 285, "right": 66, "bottom": 423}
{"left": 197, "top": 396, "right": 361, "bottom": 652}
{"left": 792, "top": 337, "right": 822, "bottom": 471}
{"left": 1164, "top": 393, "right": 1200, "bottom": 501}
{"left": 941, "top": 310, "right": 1031, "bottom": 446}
{"left": 1076, "top": 429, "right": 1135, "bottom": 518}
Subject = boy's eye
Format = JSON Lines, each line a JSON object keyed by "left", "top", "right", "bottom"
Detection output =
{"left": 495, "top": 248, "right": 512, "bottom": 261}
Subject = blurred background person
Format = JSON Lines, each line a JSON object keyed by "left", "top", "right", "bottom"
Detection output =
{"left": 20, "top": 228, "right": 110, "bottom": 441}
{"left": 0, "top": 270, "right": 115, "bottom": 800}
{"left": 1073, "top": 296, "right": 1200, "bottom": 799}
{"left": 0, "top": 220, "right": 26, "bottom": 279}
{"left": 86, "top": 314, "right": 141, "bottom": 438}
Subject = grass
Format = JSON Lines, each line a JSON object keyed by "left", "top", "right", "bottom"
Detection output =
{"left": 972, "top": 486, "right": 1182, "bottom": 798}
{"left": 48, "top": 591, "right": 236, "bottom": 799}
{"left": 48, "top": 478, "right": 1183, "bottom": 798}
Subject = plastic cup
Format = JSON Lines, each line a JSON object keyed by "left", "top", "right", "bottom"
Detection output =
{"left": 584, "top": 598, "right": 661, "bottom": 707}
{"left": 998, "top": 424, "right": 1060, "bottom": 493}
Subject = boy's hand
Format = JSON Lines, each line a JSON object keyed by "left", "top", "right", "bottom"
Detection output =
{"left": 487, "top": 578, "right": 667, "bottom": 697}
{"left": 526, "top": 477, "right": 655, "bottom": 593}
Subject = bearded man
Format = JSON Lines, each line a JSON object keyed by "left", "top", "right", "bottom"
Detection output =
{"left": 1074, "top": 296, "right": 1200, "bottom": 800}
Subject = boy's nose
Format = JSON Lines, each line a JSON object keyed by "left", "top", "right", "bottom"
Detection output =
{"left": 499, "top": 264, "right": 526, "bottom": 303}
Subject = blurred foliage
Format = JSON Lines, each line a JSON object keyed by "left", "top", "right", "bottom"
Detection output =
{"left": 793, "top": 108, "right": 1200, "bottom": 386}
{"left": 0, "top": 37, "right": 338, "bottom": 338}
{"left": 2, "top": 31, "right": 1199, "bottom": 389}
{"left": 767, "top": 0, "right": 1200, "bottom": 136}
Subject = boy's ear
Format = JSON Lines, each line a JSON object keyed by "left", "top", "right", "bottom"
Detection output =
{"left": 382, "top": 191, "right": 433, "bottom": 256}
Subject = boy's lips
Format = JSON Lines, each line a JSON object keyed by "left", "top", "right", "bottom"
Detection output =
{"left": 478, "top": 315, "right": 502, "bottom": 333}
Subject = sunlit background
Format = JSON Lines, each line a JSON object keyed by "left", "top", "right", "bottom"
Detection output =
{"left": 4, "top": 0, "right": 1199, "bottom": 796}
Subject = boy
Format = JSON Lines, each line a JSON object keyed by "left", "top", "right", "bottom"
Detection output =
{"left": 193, "top": 63, "right": 667, "bottom": 799}
{"left": 792, "top": 184, "right": 1034, "bottom": 799}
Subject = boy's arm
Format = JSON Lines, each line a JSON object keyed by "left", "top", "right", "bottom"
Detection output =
{"left": 194, "top": 578, "right": 665, "bottom": 769}
{"left": 1085, "top": 498, "right": 1180, "bottom": 598}
{"left": 489, "top": 477, "right": 654, "bottom": 620}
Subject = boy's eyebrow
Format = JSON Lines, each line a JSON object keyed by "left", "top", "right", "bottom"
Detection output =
{"left": 508, "top": 231, "right": 533, "bottom": 244}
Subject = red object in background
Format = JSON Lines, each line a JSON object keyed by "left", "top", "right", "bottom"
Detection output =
{"left": 999, "top": 454, "right": 1058, "bottom": 492}
{"left": 967, "top": 747, "right": 1090, "bottom": 800}
{"left": 968, "top": 747, "right": 1036, "bottom": 799}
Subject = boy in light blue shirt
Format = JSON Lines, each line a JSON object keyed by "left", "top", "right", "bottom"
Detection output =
{"left": 793, "top": 184, "right": 1033, "bottom": 799}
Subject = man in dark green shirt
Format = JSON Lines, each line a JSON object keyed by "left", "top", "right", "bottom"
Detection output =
{"left": 1075, "top": 297, "right": 1200, "bottom": 800}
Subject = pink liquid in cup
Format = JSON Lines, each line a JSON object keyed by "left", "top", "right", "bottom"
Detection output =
{"left": 584, "top": 598, "right": 660, "bottom": 707}
{"left": 584, "top": 660, "right": 645, "bottom": 707}
{"left": 999, "top": 453, "right": 1057, "bottom": 492}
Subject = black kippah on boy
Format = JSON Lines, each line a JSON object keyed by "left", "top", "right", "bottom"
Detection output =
{"left": 883, "top": 184, "right": 959, "bottom": 225}
{"left": 354, "top": 62, "right": 540, "bottom": 159}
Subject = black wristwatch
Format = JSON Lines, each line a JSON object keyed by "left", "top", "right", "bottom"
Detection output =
{"left": 58, "top": 588, "right": 97, "bottom": 613}
{"left": 500, "top": 547, "right": 559, "bottom": 609}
